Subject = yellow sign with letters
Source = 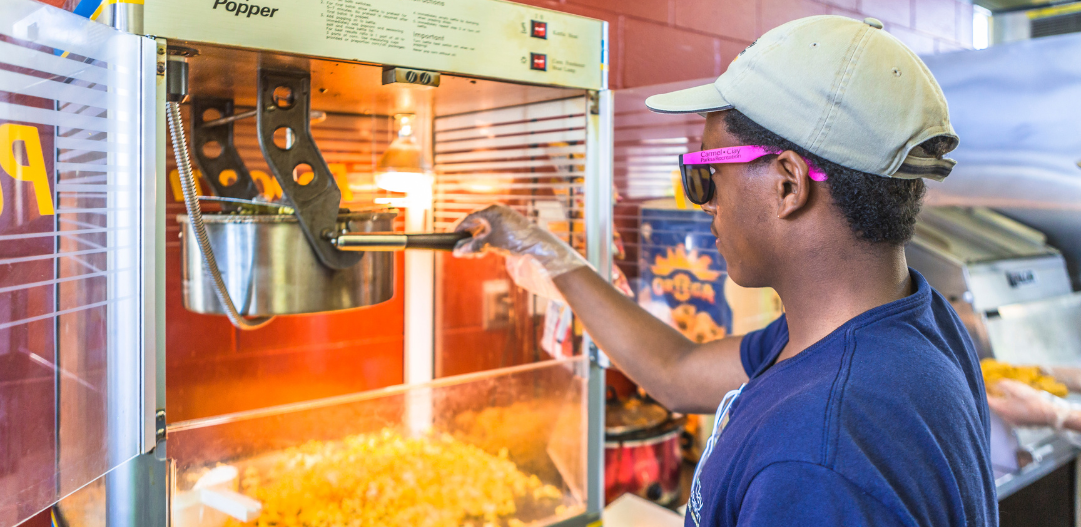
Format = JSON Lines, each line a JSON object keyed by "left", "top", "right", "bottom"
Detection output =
{"left": 0, "top": 123, "right": 55, "bottom": 218}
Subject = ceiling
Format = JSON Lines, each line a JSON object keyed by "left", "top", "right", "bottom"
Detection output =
{"left": 976, "top": 0, "right": 1079, "bottom": 13}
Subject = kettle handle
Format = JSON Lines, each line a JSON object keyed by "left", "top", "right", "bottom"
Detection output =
{"left": 334, "top": 231, "right": 470, "bottom": 252}
{"left": 404, "top": 232, "right": 472, "bottom": 251}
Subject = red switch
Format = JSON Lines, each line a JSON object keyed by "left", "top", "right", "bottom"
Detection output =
{"left": 531, "top": 20, "right": 547, "bottom": 39}
{"left": 530, "top": 53, "right": 547, "bottom": 71}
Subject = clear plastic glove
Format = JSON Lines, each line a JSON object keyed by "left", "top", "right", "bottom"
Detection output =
{"left": 987, "top": 379, "right": 1075, "bottom": 430}
{"left": 453, "top": 204, "right": 590, "bottom": 301}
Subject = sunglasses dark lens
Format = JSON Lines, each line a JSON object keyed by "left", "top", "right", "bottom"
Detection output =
{"left": 682, "top": 164, "right": 713, "bottom": 204}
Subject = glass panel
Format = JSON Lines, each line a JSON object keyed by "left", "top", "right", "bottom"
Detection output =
{"left": 169, "top": 357, "right": 590, "bottom": 527}
{"left": 432, "top": 96, "right": 589, "bottom": 378}
{"left": 53, "top": 472, "right": 107, "bottom": 527}
{"left": 0, "top": 2, "right": 147, "bottom": 525}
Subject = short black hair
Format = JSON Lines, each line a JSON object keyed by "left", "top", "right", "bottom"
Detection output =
{"left": 722, "top": 110, "right": 933, "bottom": 246}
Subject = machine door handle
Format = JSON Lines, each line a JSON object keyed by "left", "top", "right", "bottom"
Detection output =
{"left": 334, "top": 231, "right": 470, "bottom": 252}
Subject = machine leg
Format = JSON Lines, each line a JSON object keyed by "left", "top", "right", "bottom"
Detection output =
{"left": 105, "top": 453, "right": 170, "bottom": 527}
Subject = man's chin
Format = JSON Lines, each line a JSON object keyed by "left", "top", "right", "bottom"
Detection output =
{"left": 726, "top": 265, "right": 768, "bottom": 290}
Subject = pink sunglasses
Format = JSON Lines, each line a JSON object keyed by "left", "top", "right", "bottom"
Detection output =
{"left": 678, "top": 146, "right": 828, "bottom": 205}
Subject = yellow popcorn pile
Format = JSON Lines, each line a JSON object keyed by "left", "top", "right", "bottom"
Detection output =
{"left": 981, "top": 358, "right": 1068, "bottom": 398}
{"left": 225, "top": 429, "right": 563, "bottom": 527}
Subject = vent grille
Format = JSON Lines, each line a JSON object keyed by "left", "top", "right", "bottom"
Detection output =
{"left": 1032, "top": 11, "right": 1081, "bottom": 38}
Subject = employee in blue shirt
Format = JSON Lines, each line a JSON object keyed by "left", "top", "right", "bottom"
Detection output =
{"left": 455, "top": 15, "right": 998, "bottom": 527}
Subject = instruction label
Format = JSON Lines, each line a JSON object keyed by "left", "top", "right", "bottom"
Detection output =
{"left": 144, "top": 0, "right": 605, "bottom": 89}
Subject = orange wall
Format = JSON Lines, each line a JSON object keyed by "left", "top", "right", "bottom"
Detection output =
{"left": 164, "top": 242, "right": 407, "bottom": 422}
{"left": 510, "top": 0, "right": 973, "bottom": 90}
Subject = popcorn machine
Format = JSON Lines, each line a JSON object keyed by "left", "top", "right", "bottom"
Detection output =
{"left": 0, "top": 0, "right": 612, "bottom": 525}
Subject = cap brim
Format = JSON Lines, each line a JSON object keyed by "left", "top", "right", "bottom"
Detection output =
{"left": 893, "top": 154, "right": 956, "bottom": 182}
{"left": 890, "top": 134, "right": 960, "bottom": 182}
{"left": 644, "top": 83, "right": 732, "bottom": 115}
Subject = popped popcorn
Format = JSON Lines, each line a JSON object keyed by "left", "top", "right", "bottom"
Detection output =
{"left": 220, "top": 429, "right": 564, "bottom": 527}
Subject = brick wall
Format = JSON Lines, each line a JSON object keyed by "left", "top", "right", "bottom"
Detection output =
{"left": 510, "top": 0, "right": 974, "bottom": 89}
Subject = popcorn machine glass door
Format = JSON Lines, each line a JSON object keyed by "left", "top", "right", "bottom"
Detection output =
{"left": 0, "top": 1, "right": 157, "bottom": 526}
{"left": 168, "top": 357, "right": 591, "bottom": 527}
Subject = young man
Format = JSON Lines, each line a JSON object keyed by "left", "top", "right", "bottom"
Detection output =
{"left": 455, "top": 15, "right": 997, "bottom": 526}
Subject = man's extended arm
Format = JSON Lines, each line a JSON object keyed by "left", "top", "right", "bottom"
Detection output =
{"left": 553, "top": 267, "right": 747, "bottom": 413}
{"left": 454, "top": 204, "right": 747, "bottom": 413}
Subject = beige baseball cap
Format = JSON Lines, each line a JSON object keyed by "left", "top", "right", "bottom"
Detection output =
{"left": 645, "top": 15, "right": 958, "bottom": 181}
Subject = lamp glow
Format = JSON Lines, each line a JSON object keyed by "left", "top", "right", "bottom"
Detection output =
{"left": 375, "top": 113, "right": 432, "bottom": 198}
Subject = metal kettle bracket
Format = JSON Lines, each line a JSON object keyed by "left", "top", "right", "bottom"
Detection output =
{"left": 255, "top": 68, "right": 362, "bottom": 270}
{"left": 190, "top": 96, "right": 261, "bottom": 200}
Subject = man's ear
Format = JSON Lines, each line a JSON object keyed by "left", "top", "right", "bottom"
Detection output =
{"left": 772, "top": 151, "right": 813, "bottom": 219}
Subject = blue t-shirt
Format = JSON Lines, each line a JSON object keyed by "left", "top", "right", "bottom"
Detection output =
{"left": 687, "top": 269, "right": 998, "bottom": 526}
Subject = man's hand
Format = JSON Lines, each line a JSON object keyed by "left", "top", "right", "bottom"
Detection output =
{"left": 987, "top": 379, "right": 1070, "bottom": 429}
{"left": 453, "top": 204, "right": 589, "bottom": 300}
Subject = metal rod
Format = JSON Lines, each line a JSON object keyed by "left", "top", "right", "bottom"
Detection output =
{"left": 583, "top": 87, "right": 613, "bottom": 518}
{"left": 201, "top": 109, "right": 326, "bottom": 128}
{"left": 334, "top": 232, "right": 469, "bottom": 251}
{"left": 334, "top": 233, "right": 408, "bottom": 251}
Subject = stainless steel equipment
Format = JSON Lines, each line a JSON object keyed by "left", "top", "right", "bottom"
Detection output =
{"left": 920, "top": 32, "right": 1081, "bottom": 289}
{"left": 908, "top": 206, "right": 1081, "bottom": 503}
{"left": 148, "top": 0, "right": 613, "bottom": 525}
{"left": 179, "top": 207, "right": 469, "bottom": 316}
{"left": 168, "top": 58, "right": 469, "bottom": 320}
{"left": 180, "top": 211, "right": 397, "bottom": 316}
{"left": 906, "top": 206, "right": 1072, "bottom": 358}
{"left": 919, "top": 35, "right": 1081, "bottom": 523}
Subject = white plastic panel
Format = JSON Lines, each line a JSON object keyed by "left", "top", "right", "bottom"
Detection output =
{"left": 0, "top": 1, "right": 152, "bottom": 525}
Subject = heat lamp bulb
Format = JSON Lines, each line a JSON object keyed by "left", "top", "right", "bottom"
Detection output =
{"left": 375, "top": 113, "right": 432, "bottom": 194}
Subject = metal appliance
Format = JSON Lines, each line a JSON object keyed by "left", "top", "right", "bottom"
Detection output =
{"left": 0, "top": 0, "right": 613, "bottom": 525}
{"left": 604, "top": 390, "right": 685, "bottom": 507}
{"left": 920, "top": 32, "right": 1081, "bottom": 288}
{"left": 152, "top": 0, "right": 612, "bottom": 523}
{"left": 907, "top": 206, "right": 1081, "bottom": 502}
{"left": 906, "top": 206, "right": 1073, "bottom": 358}
{"left": 165, "top": 51, "right": 468, "bottom": 322}
{"left": 179, "top": 210, "right": 398, "bottom": 316}
{"left": 919, "top": 33, "right": 1081, "bottom": 525}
